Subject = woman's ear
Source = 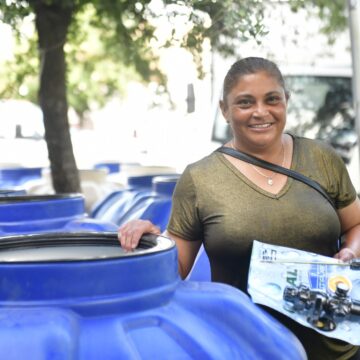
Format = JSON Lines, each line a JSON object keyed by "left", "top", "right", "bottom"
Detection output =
{"left": 285, "top": 91, "right": 290, "bottom": 102}
{"left": 219, "top": 100, "right": 229, "bottom": 122}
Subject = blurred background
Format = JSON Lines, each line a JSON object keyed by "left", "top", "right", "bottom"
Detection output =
{"left": 0, "top": 0, "right": 359, "bottom": 203}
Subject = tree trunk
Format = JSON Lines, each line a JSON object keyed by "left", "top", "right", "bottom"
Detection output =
{"left": 32, "top": 1, "right": 81, "bottom": 193}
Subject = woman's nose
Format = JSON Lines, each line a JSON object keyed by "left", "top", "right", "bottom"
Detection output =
{"left": 253, "top": 103, "right": 269, "bottom": 117}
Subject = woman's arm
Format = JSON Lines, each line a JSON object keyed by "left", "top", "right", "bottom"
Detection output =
{"left": 118, "top": 220, "right": 202, "bottom": 279}
{"left": 164, "top": 230, "right": 202, "bottom": 279}
{"left": 335, "top": 197, "right": 360, "bottom": 261}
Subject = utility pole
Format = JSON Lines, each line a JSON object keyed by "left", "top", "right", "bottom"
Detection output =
{"left": 348, "top": 0, "right": 360, "bottom": 189}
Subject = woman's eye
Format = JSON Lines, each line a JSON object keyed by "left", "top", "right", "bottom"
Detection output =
{"left": 238, "top": 99, "right": 252, "bottom": 107}
{"left": 267, "top": 96, "right": 281, "bottom": 104}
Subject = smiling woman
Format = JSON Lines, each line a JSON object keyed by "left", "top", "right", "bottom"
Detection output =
{"left": 211, "top": 65, "right": 357, "bottom": 187}
{"left": 118, "top": 57, "right": 360, "bottom": 360}
{"left": 220, "top": 72, "right": 288, "bottom": 153}
{"left": 218, "top": 59, "right": 291, "bottom": 194}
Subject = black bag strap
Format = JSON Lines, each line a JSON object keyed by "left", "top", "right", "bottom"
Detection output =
{"left": 216, "top": 146, "right": 336, "bottom": 211}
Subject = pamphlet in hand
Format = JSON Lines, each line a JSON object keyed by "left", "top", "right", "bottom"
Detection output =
{"left": 248, "top": 240, "right": 360, "bottom": 345}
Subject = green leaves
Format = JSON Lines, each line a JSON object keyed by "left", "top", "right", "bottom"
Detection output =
{"left": 0, "top": 1, "right": 31, "bottom": 29}
{"left": 0, "top": 0, "right": 349, "bottom": 117}
{"left": 281, "top": 0, "right": 348, "bottom": 35}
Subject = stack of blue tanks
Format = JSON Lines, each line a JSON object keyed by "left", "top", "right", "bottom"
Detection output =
{"left": 0, "top": 166, "right": 306, "bottom": 358}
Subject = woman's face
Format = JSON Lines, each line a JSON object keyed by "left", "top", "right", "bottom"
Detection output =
{"left": 220, "top": 70, "right": 288, "bottom": 151}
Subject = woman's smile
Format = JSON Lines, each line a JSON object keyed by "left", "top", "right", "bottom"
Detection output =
{"left": 248, "top": 122, "right": 274, "bottom": 129}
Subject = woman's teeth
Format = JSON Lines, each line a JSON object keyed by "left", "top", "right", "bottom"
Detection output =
{"left": 249, "top": 123, "right": 272, "bottom": 128}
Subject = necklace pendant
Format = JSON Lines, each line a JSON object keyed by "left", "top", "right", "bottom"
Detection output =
{"left": 267, "top": 178, "right": 273, "bottom": 186}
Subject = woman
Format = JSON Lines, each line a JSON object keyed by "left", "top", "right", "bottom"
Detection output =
{"left": 118, "top": 57, "right": 360, "bottom": 359}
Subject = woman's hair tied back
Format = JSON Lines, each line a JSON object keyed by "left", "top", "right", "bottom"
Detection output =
{"left": 222, "top": 56, "right": 289, "bottom": 102}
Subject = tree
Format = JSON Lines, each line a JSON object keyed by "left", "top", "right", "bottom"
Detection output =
{"left": 0, "top": 6, "right": 141, "bottom": 125}
{"left": 0, "top": 0, "right": 268, "bottom": 193}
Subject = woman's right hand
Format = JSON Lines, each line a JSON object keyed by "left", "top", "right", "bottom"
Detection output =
{"left": 118, "top": 219, "right": 161, "bottom": 251}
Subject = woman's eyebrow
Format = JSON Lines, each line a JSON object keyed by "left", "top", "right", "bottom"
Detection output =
{"left": 232, "top": 90, "right": 283, "bottom": 102}
{"left": 233, "top": 93, "right": 254, "bottom": 100}
{"left": 265, "top": 90, "right": 283, "bottom": 96}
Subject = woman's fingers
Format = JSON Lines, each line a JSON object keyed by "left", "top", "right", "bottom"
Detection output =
{"left": 118, "top": 221, "right": 137, "bottom": 250}
{"left": 334, "top": 247, "right": 357, "bottom": 262}
{"left": 118, "top": 220, "right": 161, "bottom": 251}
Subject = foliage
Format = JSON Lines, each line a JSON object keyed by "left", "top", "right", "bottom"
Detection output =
{"left": 0, "top": 1, "right": 32, "bottom": 29}
{"left": 0, "top": 0, "right": 350, "bottom": 116}
{"left": 0, "top": 0, "right": 269, "bottom": 117}
{"left": 0, "top": 25, "right": 38, "bottom": 102}
{"left": 65, "top": 4, "right": 146, "bottom": 119}
{"left": 149, "top": 0, "right": 267, "bottom": 77}
{"left": 277, "top": 0, "right": 348, "bottom": 43}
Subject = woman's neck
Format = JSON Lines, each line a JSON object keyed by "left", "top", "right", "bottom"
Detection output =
{"left": 231, "top": 135, "right": 287, "bottom": 163}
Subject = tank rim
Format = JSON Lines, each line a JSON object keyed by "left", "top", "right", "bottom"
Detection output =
{"left": 0, "top": 232, "right": 175, "bottom": 263}
{"left": 0, "top": 193, "right": 83, "bottom": 203}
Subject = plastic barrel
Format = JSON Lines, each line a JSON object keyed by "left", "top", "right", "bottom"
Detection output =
{"left": 110, "top": 175, "right": 180, "bottom": 230}
{"left": 0, "top": 194, "right": 117, "bottom": 235}
{"left": 132, "top": 175, "right": 180, "bottom": 231}
{"left": 151, "top": 174, "right": 180, "bottom": 196}
{"left": 0, "top": 167, "right": 43, "bottom": 187}
{"left": 128, "top": 174, "right": 179, "bottom": 189}
{"left": 94, "top": 162, "right": 121, "bottom": 174}
{"left": 0, "top": 232, "right": 306, "bottom": 360}
{"left": 186, "top": 244, "right": 211, "bottom": 281}
{"left": 91, "top": 174, "right": 177, "bottom": 221}
{"left": 0, "top": 189, "right": 27, "bottom": 196}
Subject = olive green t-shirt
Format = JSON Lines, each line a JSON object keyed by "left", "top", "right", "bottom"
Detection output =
{"left": 167, "top": 135, "right": 358, "bottom": 360}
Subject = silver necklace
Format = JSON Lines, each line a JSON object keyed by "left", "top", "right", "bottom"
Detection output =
{"left": 230, "top": 141, "right": 286, "bottom": 186}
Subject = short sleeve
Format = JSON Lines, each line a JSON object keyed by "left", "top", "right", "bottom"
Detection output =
{"left": 323, "top": 145, "right": 357, "bottom": 209}
{"left": 167, "top": 166, "right": 203, "bottom": 241}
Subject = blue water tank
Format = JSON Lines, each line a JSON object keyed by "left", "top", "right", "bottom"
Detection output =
{"left": 0, "top": 232, "right": 306, "bottom": 359}
{"left": 128, "top": 174, "right": 162, "bottom": 188}
{"left": 91, "top": 174, "right": 159, "bottom": 219}
{"left": 91, "top": 174, "right": 177, "bottom": 223}
{"left": 94, "top": 162, "right": 121, "bottom": 174}
{"left": 0, "top": 167, "right": 43, "bottom": 187}
{"left": 91, "top": 189, "right": 155, "bottom": 222}
{"left": 0, "top": 194, "right": 117, "bottom": 235}
{"left": 152, "top": 175, "right": 179, "bottom": 196}
{"left": 134, "top": 175, "right": 180, "bottom": 230}
{"left": 0, "top": 189, "right": 27, "bottom": 196}
{"left": 109, "top": 175, "right": 180, "bottom": 230}
{"left": 186, "top": 244, "right": 211, "bottom": 281}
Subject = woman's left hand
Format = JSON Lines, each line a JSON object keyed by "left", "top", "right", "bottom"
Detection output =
{"left": 334, "top": 247, "right": 357, "bottom": 262}
{"left": 336, "top": 198, "right": 360, "bottom": 262}
{"left": 118, "top": 219, "right": 161, "bottom": 251}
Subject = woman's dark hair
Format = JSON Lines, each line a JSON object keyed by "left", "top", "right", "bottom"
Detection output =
{"left": 222, "top": 57, "right": 289, "bottom": 102}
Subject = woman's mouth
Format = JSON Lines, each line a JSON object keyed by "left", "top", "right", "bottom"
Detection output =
{"left": 249, "top": 123, "right": 273, "bottom": 129}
